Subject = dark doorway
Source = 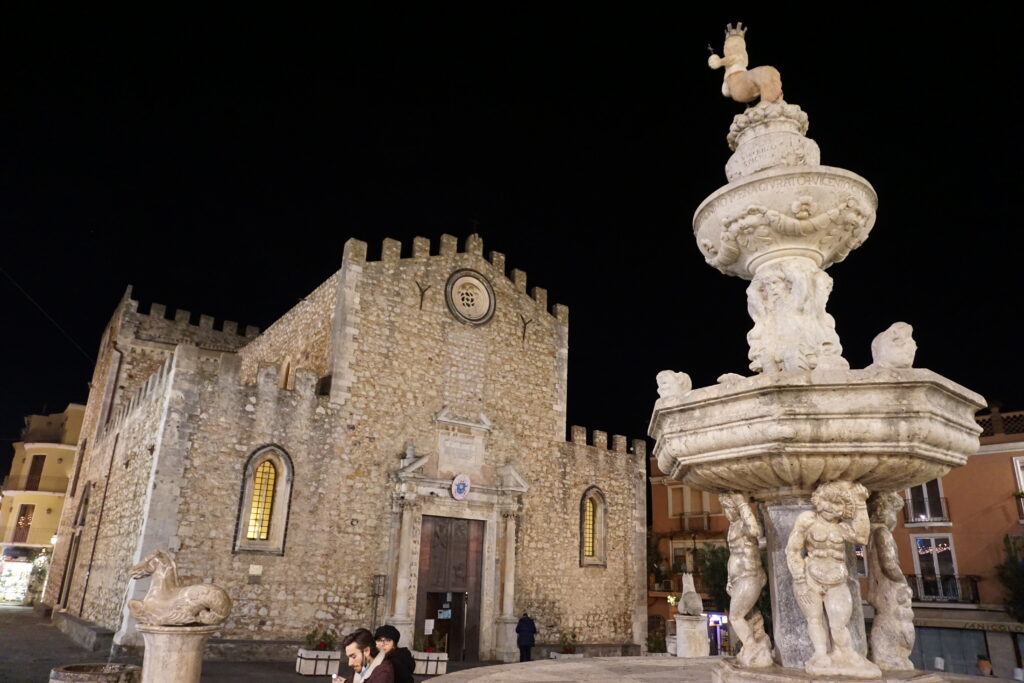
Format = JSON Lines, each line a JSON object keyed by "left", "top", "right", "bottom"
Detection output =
{"left": 414, "top": 516, "right": 483, "bottom": 662}
{"left": 26, "top": 454, "right": 45, "bottom": 490}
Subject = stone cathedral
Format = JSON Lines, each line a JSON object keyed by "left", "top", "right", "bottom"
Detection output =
{"left": 43, "top": 234, "right": 646, "bottom": 662}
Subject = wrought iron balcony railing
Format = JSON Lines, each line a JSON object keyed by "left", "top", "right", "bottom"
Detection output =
{"left": 903, "top": 497, "right": 950, "bottom": 523}
{"left": 0, "top": 474, "right": 70, "bottom": 494}
{"left": 905, "top": 574, "right": 979, "bottom": 603}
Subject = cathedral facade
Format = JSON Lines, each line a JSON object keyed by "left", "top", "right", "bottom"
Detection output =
{"left": 45, "top": 234, "right": 646, "bottom": 661}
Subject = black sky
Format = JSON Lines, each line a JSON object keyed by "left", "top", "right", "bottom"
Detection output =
{"left": 1, "top": 9, "right": 1020, "bottom": 474}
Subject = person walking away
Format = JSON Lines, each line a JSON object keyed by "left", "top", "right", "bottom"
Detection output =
{"left": 374, "top": 624, "right": 414, "bottom": 683}
{"left": 516, "top": 612, "right": 537, "bottom": 662}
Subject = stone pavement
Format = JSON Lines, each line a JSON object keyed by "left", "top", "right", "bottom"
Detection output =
{"left": 2, "top": 606, "right": 1011, "bottom": 682}
{"left": 0, "top": 605, "right": 493, "bottom": 682}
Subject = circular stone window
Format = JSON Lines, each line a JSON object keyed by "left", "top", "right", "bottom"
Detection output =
{"left": 445, "top": 270, "right": 495, "bottom": 325}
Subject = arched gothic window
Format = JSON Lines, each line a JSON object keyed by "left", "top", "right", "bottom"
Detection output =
{"left": 580, "top": 486, "right": 607, "bottom": 567}
{"left": 235, "top": 446, "right": 293, "bottom": 554}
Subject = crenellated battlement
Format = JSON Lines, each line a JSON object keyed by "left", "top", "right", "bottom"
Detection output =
{"left": 568, "top": 425, "right": 646, "bottom": 456}
{"left": 125, "top": 287, "right": 258, "bottom": 348}
{"left": 342, "top": 234, "right": 567, "bottom": 320}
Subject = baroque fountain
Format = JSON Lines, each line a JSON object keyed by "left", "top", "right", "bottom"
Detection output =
{"left": 650, "top": 23, "right": 985, "bottom": 682}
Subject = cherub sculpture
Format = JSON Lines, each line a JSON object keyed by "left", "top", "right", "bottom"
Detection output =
{"left": 708, "top": 23, "right": 783, "bottom": 104}
{"left": 786, "top": 481, "right": 880, "bottom": 678}
{"left": 866, "top": 492, "right": 915, "bottom": 670}
{"left": 721, "top": 493, "right": 773, "bottom": 667}
{"left": 128, "top": 549, "right": 231, "bottom": 626}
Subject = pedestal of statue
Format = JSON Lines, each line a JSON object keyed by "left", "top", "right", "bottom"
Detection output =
{"left": 674, "top": 614, "right": 710, "bottom": 658}
{"left": 138, "top": 624, "right": 219, "bottom": 683}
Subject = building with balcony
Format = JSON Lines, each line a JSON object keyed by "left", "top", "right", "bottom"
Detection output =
{"left": 0, "top": 404, "right": 83, "bottom": 603}
{"left": 878, "top": 407, "right": 1024, "bottom": 677}
{"left": 647, "top": 461, "right": 730, "bottom": 653}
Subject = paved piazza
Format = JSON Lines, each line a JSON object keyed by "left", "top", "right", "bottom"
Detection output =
{"left": 434, "top": 656, "right": 717, "bottom": 681}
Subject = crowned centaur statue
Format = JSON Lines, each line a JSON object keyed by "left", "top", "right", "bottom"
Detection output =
{"left": 708, "top": 22, "right": 783, "bottom": 104}
{"left": 128, "top": 549, "right": 231, "bottom": 626}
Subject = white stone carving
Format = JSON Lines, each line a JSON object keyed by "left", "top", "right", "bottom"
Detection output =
{"left": 746, "top": 258, "right": 848, "bottom": 373}
{"left": 656, "top": 371, "right": 692, "bottom": 402}
{"left": 721, "top": 493, "right": 773, "bottom": 668}
{"left": 868, "top": 322, "right": 917, "bottom": 369}
{"left": 725, "top": 101, "right": 819, "bottom": 181}
{"left": 128, "top": 549, "right": 231, "bottom": 627}
{"left": 785, "top": 481, "right": 880, "bottom": 678}
{"left": 651, "top": 368, "right": 985, "bottom": 494}
{"left": 866, "top": 491, "right": 915, "bottom": 670}
{"left": 708, "top": 23, "right": 783, "bottom": 105}
{"left": 677, "top": 573, "right": 704, "bottom": 617}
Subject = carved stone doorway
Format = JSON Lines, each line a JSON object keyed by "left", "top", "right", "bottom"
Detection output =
{"left": 414, "top": 516, "right": 483, "bottom": 662}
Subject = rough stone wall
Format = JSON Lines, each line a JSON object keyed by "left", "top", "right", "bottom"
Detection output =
{"left": 47, "top": 289, "right": 254, "bottom": 611}
{"left": 516, "top": 432, "right": 646, "bottom": 645}
{"left": 168, "top": 352, "right": 395, "bottom": 640}
{"left": 237, "top": 272, "right": 339, "bottom": 386}
{"left": 331, "top": 235, "right": 568, "bottom": 472}
{"left": 60, "top": 359, "right": 169, "bottom": 627}
{"left": 131, "top": 301, "right": 257, "bottom": 351}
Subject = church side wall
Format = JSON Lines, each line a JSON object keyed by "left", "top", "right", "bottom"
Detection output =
{"left": 516, "top": 435, "right": 646, "bottom": 647}
{"left": 237, "top": 272, "right": 339, "bottom": 385}
{"left": 61, "top": 363, "right": 169, "bottom": 629}
{"left": 168, "top": 353, "right": 397, "bottom": 641}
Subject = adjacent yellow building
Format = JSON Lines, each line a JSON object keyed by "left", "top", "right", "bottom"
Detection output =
{"left": 0, "top": 404, "right": 83, "bottom": 603}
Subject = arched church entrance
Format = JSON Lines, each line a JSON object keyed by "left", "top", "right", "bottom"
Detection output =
{"left": 414, "top": 515, "right": 484, "bottom": 662}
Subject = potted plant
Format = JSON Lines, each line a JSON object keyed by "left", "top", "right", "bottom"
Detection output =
{"left": 296, "top": 627, "right": 341, "bottom": 676}
{"left": 550, "top": 631, "right": 583, "bottom": 659}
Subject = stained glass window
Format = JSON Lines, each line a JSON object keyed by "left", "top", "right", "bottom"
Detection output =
{"left": 246, "top": 461, "right": 276, "bottom": 540}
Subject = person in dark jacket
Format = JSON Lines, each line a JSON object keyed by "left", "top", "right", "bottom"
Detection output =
{"left": 515, "top": 612, "right": 537, "bottom": 662}
{"left": 374, "top": 624, "right": 415, "bottom": 683}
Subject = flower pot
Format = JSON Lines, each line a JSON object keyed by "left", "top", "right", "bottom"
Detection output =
{"left": 296, "top": 648, "right": 341, "bottom": 676}
{"left": 411, "top": 650, "right": 448, "bottom": 675}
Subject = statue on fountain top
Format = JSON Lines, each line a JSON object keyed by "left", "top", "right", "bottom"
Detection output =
{"left": 708, "top": 23, "right": 783, "bottom": 105}
{"left": 128, "top": 549, "right": 231, "bottom": 627}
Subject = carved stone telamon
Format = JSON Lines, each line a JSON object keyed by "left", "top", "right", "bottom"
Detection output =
{"left": 721, "top": 494, "right": 772, "bottom": 668}
{"left": 866, "top": 491, "right": 915, "bottom": 670}
{"left": 128, "top": 549, "right": 231, "bottom": 627}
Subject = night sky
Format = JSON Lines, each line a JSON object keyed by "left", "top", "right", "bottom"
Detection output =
{"left": 2, "top": 10, "right": 1020, "bottom": 475}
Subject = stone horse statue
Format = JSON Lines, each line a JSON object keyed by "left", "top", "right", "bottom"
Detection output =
{"left": 708, "top": 23, "right": 783, "bottom": 104}
{"left": 127, "top": 549, "right": 231, "bottom": 626}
